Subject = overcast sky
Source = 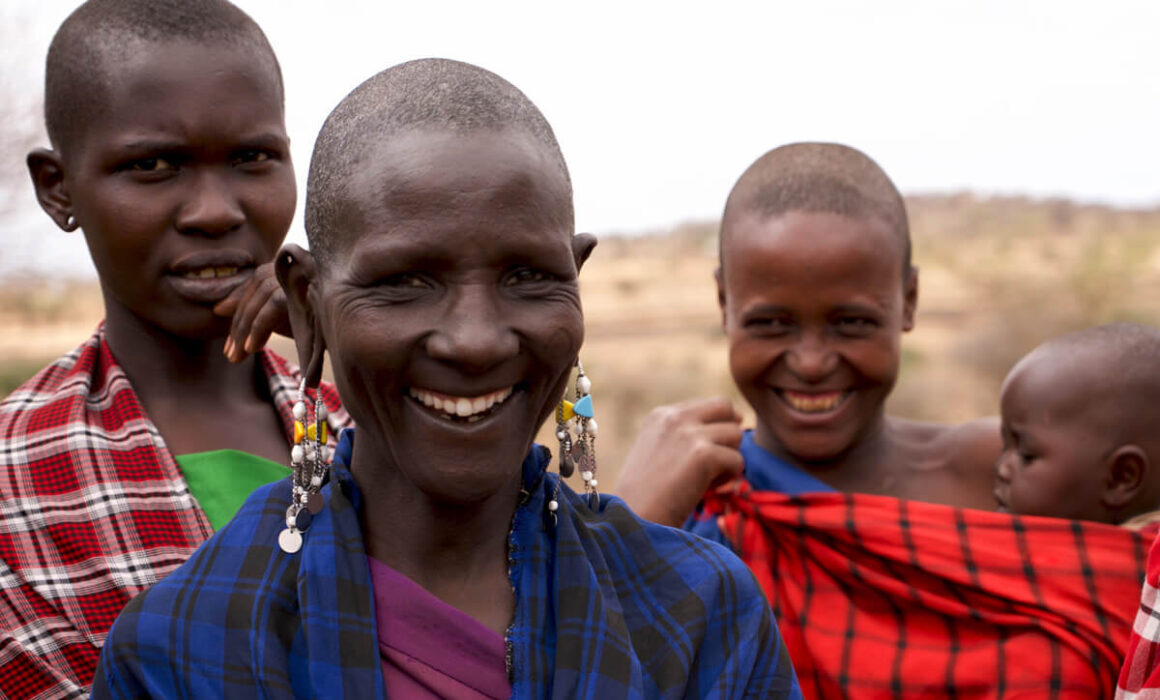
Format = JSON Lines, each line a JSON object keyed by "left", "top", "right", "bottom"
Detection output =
{"left": 1, "top": 0, "right": 1157, "bottom": 279}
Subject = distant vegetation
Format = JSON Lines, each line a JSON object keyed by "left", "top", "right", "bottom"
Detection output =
{"left": 3, "top": 194, "right": 1159, "bottom": 488}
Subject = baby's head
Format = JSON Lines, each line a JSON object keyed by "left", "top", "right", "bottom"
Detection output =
{"left": 716, "top": 142, "right": 916, "bottom": 463}
{"left": 28, "top": 0, "right": 294, "bottom": 340}
{"left": 995, "top": 323, "right": 1160, "bottom": 523}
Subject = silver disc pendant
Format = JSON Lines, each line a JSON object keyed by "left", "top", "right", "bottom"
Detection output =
{"left": 278, "top": 528, "right": 302, "bottom": 554}
{"left": 306, "top": 492, "right": 324, "bottom": 514}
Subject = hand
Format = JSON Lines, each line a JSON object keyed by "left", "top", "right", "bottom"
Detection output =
{"left": 615, "top": 398, "right": 745, "bottom": 527}
{"left": 214, "top": 262, "right": 292, "bottom": 363}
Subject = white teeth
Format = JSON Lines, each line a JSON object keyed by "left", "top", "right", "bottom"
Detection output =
{"left": 410, "top": 386, "right": 514, "bottom": 420}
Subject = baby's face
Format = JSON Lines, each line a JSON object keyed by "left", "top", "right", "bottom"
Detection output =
{"left": 994, "top": 358, "right": 1110, "bottom": 521}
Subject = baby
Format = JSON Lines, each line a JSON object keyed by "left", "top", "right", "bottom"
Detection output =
{"left": 994, "top": 322, "right": 1160, "bottom": 525}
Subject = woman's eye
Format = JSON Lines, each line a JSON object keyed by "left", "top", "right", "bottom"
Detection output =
{"left": 381, "top": 274, "right": 428, "bottom": 288}
{"left": 744, "top": 317, "right": 792, "bottom": 333}
{"left": 835, "top": 317, "right": 877, "bottom": 335}
{"left": 233, "top": 150, "right": 272, "bottom": 166}
{"left": 127, "top": 157, "right": 175, "bottom": 172}
{"left": 505, "top": 269, "right": 553, "bottom": 286}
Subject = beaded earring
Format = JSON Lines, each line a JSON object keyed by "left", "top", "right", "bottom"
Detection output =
{"left": 552, "top": 360, "right": 598, "bottom": 515}
{"left": 278, "top": 379, "right": 331, "bottom": 554}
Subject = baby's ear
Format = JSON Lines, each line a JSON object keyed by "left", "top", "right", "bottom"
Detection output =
{"left": 275, "top": 244, "right": 325, "bottom": 388}
{"left": 1104, "top": 444, "right": 1149, "bottom": 509}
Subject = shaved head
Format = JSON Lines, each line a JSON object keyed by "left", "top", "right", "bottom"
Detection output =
{"left": 305, "top": 58, "right": 571, "bottom": 263}
{"left": 45, "top": 0, "right": 282, "bottom": 156}
{"left": 721, "top": 142, "right": 910, "bottom": 272}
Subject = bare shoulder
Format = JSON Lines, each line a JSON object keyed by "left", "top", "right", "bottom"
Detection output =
{"left": 891, "top": 416, "right": 1002, "bottom": 509}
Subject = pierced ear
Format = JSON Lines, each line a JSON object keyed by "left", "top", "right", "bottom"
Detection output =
{"left": 572, "top": 232, "right": 597, "bottom": 272}
{"left": 27, "top": 148, "right": 75, "bottom": 231}
{"left": 1104, "top": 444, "right": 1148, "bottom": 509}
{"left": 902, "top": 266, "right": 919, "bottom": 332}
{"left": 714, "top": 267, "right": 728, "bottom": 329}
{"left": 275, "top": 244, "right": 326, "bottom": 388}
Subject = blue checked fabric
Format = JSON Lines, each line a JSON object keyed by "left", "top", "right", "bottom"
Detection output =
{"left": 93, "top": 429, "right": 800, "bottom": 699}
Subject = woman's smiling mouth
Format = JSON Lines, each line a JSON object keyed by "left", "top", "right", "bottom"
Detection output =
{"left": 777, "top": 389, "right": 851, "bottom": 415}
{"left": 408, "top": 386, "right": 515, "bottom": 423}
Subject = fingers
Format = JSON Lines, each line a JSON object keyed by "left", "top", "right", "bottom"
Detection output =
{"left": 215, "top": 264, "right": 291, "bottom": 362}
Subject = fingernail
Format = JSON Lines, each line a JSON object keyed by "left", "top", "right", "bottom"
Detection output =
{"left": 244, "top": 336, "right": 255, "bottom": 353}
{"left": 223, "top": 338, "right": 234, "bottom": 358}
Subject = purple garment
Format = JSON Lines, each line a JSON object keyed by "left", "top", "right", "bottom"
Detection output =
{"left": 367, "top": 556, "right": 511, "bottom": 699}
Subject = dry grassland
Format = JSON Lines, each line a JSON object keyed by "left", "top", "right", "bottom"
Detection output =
{"left": 4, "top": 195, "right": 1160, "bottom": 493}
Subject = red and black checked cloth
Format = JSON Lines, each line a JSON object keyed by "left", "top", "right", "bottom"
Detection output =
{"left": 703, "top": 483, "right": 1155, "bottom": 699}
{"left": 1117, "top": 531, "right": 1160, "bottom": 697}
{"left": 0, "top": 326, "right": 349, "bottom": 699}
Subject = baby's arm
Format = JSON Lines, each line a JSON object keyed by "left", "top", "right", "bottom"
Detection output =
{"left": 615, "top": 398, "right": 744, "bottom": 527}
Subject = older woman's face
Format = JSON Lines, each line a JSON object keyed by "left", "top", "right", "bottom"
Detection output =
{"left": 317, "top": 129, "right": 585, "bottom": 503}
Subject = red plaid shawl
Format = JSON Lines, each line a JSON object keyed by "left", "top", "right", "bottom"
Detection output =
{"left": 703, "top": 484, "right": 1154, "bottom": 699}
{"left": 0, "top": 327, "right": 349, "bottom": 699}
{"left": 1118, "top": 531, "right": 1160, "bottom": 697}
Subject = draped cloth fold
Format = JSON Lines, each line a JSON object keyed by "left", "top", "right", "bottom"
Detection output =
{"left": 703, "top": 483, "right": 1154, "bottom": 699}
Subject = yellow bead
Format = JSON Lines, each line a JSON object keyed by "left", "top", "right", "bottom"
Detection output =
{"left": 306, "top": 423, "right": 328, "bottom": 445}
{"left": 293, "top": 421, "right": 305, "bottom": 445}
{"left": 558, "top": 400, "right": 575, "bottom": 422}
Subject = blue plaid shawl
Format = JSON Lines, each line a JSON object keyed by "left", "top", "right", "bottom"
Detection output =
{"left": 93, "top": 430, "right": 800, "bottom": 699}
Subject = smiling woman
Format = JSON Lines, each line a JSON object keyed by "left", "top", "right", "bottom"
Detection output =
{"left": 92, "top": 58, "right": 802, "bottom": 699}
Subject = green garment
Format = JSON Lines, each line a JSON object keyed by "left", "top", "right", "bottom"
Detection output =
{"left": 175, "top": 450, "right": 290, "bottom": 531}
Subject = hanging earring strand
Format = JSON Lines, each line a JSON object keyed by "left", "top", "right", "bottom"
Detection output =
{"left": 553, "top": 360, "right": 599, "bottom": 514}
{"left": 279, "top": 379, "right": 330, "bottom": 554}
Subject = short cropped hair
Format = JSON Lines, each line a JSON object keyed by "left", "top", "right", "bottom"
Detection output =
{"left": 304, "top": 58, "right": 572, "bottom": 263}
{"left": 45, "top": 0, "right": 283, "bottom": 155}
{"left": 721, "top": 142, "right": 911, "bottom": 272}
{"left": 1033, "top": 322, "right": 1160, "bottom": 399}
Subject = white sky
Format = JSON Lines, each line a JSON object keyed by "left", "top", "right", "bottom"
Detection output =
{"left": 1, "top": 0, "right": 1158, "bottom": 279}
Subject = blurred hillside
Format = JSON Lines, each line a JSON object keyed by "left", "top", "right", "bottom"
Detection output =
{"left": 3, "top": 193, "right": 1160, "bottom": 490}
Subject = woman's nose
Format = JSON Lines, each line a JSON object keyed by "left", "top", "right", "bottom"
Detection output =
{"left": 425, "top": 285, "right": 519, "bottom": 372}
{"left": 785, "top": 337, "right": 838, "bottom": 381}
{"left": 175, "top": 170, "right": 244, "bottom": 237}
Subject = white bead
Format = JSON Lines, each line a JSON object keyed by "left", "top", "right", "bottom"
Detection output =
{"left": 319, "top": 445, "right": 330, "bottom": 462}
{"left": 585, "top": 419, "right": 598, "bottom": 437}
{"left": 548, "top": 500, "right": 559, "bottom": 512}
{"left": 556, "top": 430, "right": 568, "bottom": 441}
{"left": 300, "top": 493, "right": 309, "bottom": 504}
{"left": 581, "top": 470, "right": 593, "bottom": 482}
{"left": 291, "top": 445, "right": 304, "bottom": 464}
{"left": 317, "top": 404, "right": 328, "bottom": 421}
{"left": 286, "top": 514, "right": 296, "bottom": 528}
{"left": 293, "top": 402, "right": 306, "bottom": 420}
{"left": 589, "top": 479, "right": 598, "bottom": 488}
{"left": 311, "top": 475, "right": 322, "bottom": 487}
{"left": 577, "top": 376, "right": 591, "bottom": 394}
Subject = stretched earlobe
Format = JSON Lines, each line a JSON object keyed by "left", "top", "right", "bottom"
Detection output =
{"left": 902, "top": 266, "right": 919, "bottom": 332}
{"left": 275, "top": 244, "right": 326, "bottom": 388}
{"left": 27, "top": 148, "right": 76, "bottom": 232}
{"left": 572, "top": 232, "right": 597, "bottom": 272}
{"left": 1104, "top": 444, "right": 1148, "bottom": 510}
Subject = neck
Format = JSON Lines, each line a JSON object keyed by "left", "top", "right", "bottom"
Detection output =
{"left": 103, "top": 298, "right": 260, "bottom": 404}
{"left": 759, "top": 409, "right": 896, "bottom": 485}
{"left": 351, "top": 438, "right": 522, "bottom": 632}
